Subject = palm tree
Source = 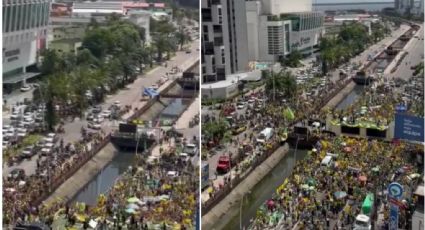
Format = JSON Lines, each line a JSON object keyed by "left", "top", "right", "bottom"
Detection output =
{"left": 265, "top": 71, "right": 297, "bottom": 101}
{"left": 175, "top": 27, "right": 191, "bottom": 51}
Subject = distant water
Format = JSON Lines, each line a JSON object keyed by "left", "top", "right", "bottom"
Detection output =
{"left": 313, "top": 2, "right": 393, "bottom": 11}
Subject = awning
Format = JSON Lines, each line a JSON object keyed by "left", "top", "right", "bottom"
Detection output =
{"left": 3, "top": 72, "right": 40, "bottom": 84}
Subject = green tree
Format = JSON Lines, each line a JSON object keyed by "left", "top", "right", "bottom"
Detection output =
{"left": 40, "top": 49, "right": 61, "bottom": 75}
{"left": 152, "top": 34, "right": 172, "bottom": 61}
{"left": 82, "top": 28, "right": 113, "bottom": 59}
{"left": 133, "top": 47, "right": 149, "bottom": 73}
{"left": 202, "top": 119, "right": 229, "bottom": 142}
{"left": 76, "top": 48, "right": 99, "bottom": 67}
{"left": 283, "top": 50, "right": 302, "bottom": 67}
{"left": 175, "top": 26, "right": 191, "bottom": 50}
{"left": 265, "top": 71, "right": 297, "bottom": 101}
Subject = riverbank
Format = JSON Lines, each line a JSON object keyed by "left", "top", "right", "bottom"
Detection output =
{"left": 202, "top": 144, "right": 289, "bottom": 229}
{"left": 325, "top": 82, "right": 357, "bottom": 109}
{"left": 43, "top": 143, "right": 117, "bottom": 205}
{"left": 38, "top": 64, "right": 198, "bottom": 207}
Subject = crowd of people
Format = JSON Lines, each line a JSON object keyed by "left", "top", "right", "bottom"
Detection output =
{"left": 329, "top": 75, "right": 424, "bottom": 129}
{"left": 5, "top": 130, "right": 198, "bottom": 229}
{"left": 249, "top": 67, "right": 424, "bottom": 229}
{"left": 3, "top": 128, "right": 108, "bottom": 226}
{"left": 250, "top": 136, "right": 423, "bottom": 229}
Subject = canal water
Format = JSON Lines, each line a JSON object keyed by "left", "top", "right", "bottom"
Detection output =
{"left": 71, "top": 89, "right": 195, "bottom": 204}
{"left": 217, "top": 148, "right": 309, "bottom": 230}
{"left": 335, "top": 85, "right": 365, "bottom": 110}
{"left": 71, "top": 152, "right": 133, "bottom": 205}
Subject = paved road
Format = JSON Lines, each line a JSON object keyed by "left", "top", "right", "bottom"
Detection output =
{"left": 4, "top": 39, "right": 199, "bottom": 176}
{"left": 387, "top": 24, "right": 424, "bottom": 80}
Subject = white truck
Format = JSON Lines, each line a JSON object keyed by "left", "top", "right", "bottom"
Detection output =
{"left": 256, "top": 127, "right": 274, "bottom": 144}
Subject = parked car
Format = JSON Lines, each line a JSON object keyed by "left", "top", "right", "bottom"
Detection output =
{"left": 21, "top": 146, "right": 36, "bottom": 159}
{"left": 93, "top": 115, "right": 104, "bottom": 123}
{"left": 92, "top": 106, "right": 102, "bottom": 114}
{"left": 88, "top": 122, "right": 101, "bottom": 130}
{"left": 20, "top": 85, "right": 31, "bottom": 92}
{"left": 183, "top": 143, "right": 198, "bottom": 157}
{"left": 101, "top": 110, "right": 112, "bottom": 119}
{"left": 216, "top": 155, "right": 232, "bottom": 174}
{"left": 8, "top": 168, "right": 25, "bottom": 181}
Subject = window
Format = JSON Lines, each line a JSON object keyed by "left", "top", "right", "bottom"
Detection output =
{"left": 285, "top": 24, "right": 290, "bottom": 53}
{"left": 2, "top": 6, "right": 7, "bottom": 33}
{"left": 10, "top": 4, "right": 17, "bottom": 32}
{"left": 31, "top": 3, "right": 37, "bottom": 28}
{"left": 18, "top": 4, "right": 24, "bottom": 30}
{"left": 25, "top": 3, "right": 30, "bottom": 29}
{"left": 44, "top": 2, "right": 50, "bottom": 26}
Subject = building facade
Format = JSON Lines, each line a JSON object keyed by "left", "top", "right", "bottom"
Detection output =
{"left": 246, "top": 0, "right": 323, "bottom": 62}
{"left": 201, "top": 0, "right": 249, "bottom": 84}
{"left": 3, "top": 0, "right": 51, "bottom": 87}
{"left": 395, "top": 0, "right": 415, "bottom": 15}
{"left": 261, "top": 0, "right": 312, "bottom": 15}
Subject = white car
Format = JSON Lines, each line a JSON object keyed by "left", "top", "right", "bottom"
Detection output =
{"left": 236, "top": 102, "right": 246, "bottom": 110}
{"left": 93, "top": 115, "right": 104, "bottom": 123}
{"left": 20, "top": 85, "right": 31, "bottom": 92}
{"left": 113, "top": 101, "right": 121, "bottom": 108}
{"left": 17, "top": 127, "right": 27, "bottom": 134}
{"left": 167, "top": 171, "right": 179, "bottom": 178}
{"left": 22, "top": 117, "right": 35, "bottom": 126}
{"left": 10, "top": 112, "right": 20, "bottom": 120}
{"left": 88, "top": 122, "right": 102, "bottom": 130}
{"left": 101, "top": 110, "right": 112, "bottom": 118}
{"left": 179, "top": 153, "right": 191, "bottom": 162}
{"left": 43, "top": 137, "right": 54, "bottom": 144}
{"left": 183, "top": 143, "right": 198, "bottom": 156}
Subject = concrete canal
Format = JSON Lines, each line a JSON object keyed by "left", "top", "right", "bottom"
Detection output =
{"left": 216, "top": 149, "right": 309, "bottom": 230}
{"left": 71, "top": 86, "right": 196, "bottom": 205}
{"left": 335, "top": 85, "right": 365, "bottom": 110}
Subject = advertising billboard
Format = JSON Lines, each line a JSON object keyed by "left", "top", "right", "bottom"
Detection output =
{"left": 394, "top": 114, "right": 424, "bottom": 142}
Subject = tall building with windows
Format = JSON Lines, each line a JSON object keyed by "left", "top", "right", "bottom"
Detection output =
{"left": 395, "top": 0, "right": 415, "bottom": 15}
{"left": 246, "top": 0, "right": 323, "bottom": 62}
{"left": 3, "top": 0, "right": 51, "bottom": 91}
{"left": 201, "top": 0, "right": 249, "bottom": 83}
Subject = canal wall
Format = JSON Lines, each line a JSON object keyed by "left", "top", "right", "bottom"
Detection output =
{"left": 202, "top": 145, "right": 290, "bottom": 229}
{"left": 43, "top": 143, "right": 117, "bottom": 204}
{"left": 39, "top": 60, "right": 198, "bottom": 205}
{"left": 325, "top": 81, "right": 356, "bottom": 109}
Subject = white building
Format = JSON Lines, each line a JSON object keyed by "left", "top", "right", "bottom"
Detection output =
{"left": 246, "top": 0, "right": 323, "bottom": 62}
{"left": 3, "top": 0, "right": 51, "bottom": 91}
{"left": 201, "top": 0, "right": 249, "bottom": 84}
{"left": 261, "top": 0, "right": 312, "bottom": 15}
{"left": 71, "top": 2, "right": 155, "bottom": 43}
{"left": 201, "top": 70, "right": 262, "bottom": 99}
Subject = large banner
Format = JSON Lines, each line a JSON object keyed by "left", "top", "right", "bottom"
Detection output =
{"left": 394, "top": 114, "right": 424, "bottom": 142}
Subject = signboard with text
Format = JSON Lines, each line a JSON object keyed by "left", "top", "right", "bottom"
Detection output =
{"left": 394, "top": 114, "right": 424, "bottom": 142}
{"left": 388, "top": 183, "right": 404, "bottom": 230}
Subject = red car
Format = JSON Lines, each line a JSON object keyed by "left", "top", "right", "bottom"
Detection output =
{"left": 216, "top": 155, "right": 232, "bottom": 174}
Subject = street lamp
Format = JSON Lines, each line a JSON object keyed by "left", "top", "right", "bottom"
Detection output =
{"left": 240, "top": 190, "right": 251, "bottom": 230}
